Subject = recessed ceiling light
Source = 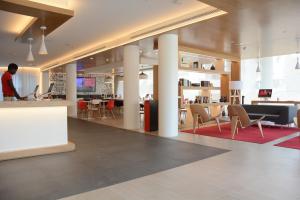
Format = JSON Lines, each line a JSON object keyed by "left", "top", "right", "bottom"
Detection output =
{"left": 89, "top": 57, "right": 94, "bottom": 60}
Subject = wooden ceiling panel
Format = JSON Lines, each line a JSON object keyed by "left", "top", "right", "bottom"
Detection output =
{"left": 0, "top": 0, "right": 74, "bottom": 42}
{"left": 179, "top": 0, "right": 300, "bottom": 59}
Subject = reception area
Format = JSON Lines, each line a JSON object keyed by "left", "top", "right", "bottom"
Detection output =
{"left": 1, "top": 0, "right": 300, "bottom": 200}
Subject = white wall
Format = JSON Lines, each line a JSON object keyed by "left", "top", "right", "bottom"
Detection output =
{"left": 0, "top": 67, "right": 40, "bottom": 101}
{"left": 241, "top": 53, "right": 300, "bottom": 103}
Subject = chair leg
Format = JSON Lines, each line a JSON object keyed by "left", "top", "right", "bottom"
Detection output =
{"left": 215, "top": 117, "right": 221, "bottom": 133}
{"left": 257, "top": 120, "right": 264, "bottom": 138}
{"left": 111, "top": 110, "right": 116, "bottom": 119}
{"left": 193, "top": 115, "right": 197, "bottom": 134}
{"left": 231, "top": 116, "right": 239, "bottom": 139}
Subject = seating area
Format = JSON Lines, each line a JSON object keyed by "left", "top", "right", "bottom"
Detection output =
{"left": 242, "top": 104, "right": 297, "bottom": 125}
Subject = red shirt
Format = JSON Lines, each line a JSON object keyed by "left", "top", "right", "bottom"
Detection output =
{"left": 1, "top": 71, "right": 14, "bottom": 96}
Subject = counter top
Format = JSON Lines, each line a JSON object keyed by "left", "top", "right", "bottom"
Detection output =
{"left": 0, "top": 100, "right": 73, "bottom": 108}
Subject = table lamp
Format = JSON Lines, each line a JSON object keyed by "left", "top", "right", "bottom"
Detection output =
{"left": 230, "top": 81, "right": 243, "bottom": 104}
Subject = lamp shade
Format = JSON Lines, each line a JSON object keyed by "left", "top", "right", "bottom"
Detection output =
{"left": 39, "top": 35, "right": 48, "bottom": 55}
{"left": 139, "top": 71, "right": 148, "bottom": 79}
{"left": 229, "top": 81, "right": 243, "bottom": 90}
{"left": 296, "top": 57, "right": 300, "bottom": 70}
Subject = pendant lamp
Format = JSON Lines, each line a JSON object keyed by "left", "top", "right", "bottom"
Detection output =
{"left": 295, "top": 38, "right": 300, "bottom": 70}
{"left": 39, "top": 26, "right": 48, "bottom": 55}
{"left": 27, "top": 37, "right": 34, "bottom": 62}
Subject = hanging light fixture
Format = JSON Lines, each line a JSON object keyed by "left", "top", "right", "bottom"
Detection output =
{"left": 27, "top": 37, "right": 34, "bottom": 62}
{"left": 139, "top": 66, "right": 148, "bottom": 79}
{"left": 39, "top": 26, "right": 48, "bottom": 55}
{"left": 104, "top": 75, "right": 112, "bottom": 83}
{"left": 295, "top": 38, "right": 300, "bottom": 70}
{"left": 256, "top": 47, "right": 261, "bottom": 73}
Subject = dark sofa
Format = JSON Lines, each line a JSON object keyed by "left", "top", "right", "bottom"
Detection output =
{"left": 242, "top": 104, "right": 297, "bottom": 125}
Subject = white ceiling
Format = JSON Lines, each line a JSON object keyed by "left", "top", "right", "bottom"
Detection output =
{"left": 0, "top": 0, "right": 206, "bottom": 67}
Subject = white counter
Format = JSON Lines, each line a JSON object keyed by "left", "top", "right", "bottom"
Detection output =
{"left": 0, "top": 100, "right": 73, "bottom": 108}
{"left": 0, "top": 100, "right": 75, "bottom": 159}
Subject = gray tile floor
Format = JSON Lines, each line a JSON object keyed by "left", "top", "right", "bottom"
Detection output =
{"left": 59, "top": 121, "right": 300, "bottom": 200}
{"left": 0, "top": 118, "right": 228, "bottom": 200}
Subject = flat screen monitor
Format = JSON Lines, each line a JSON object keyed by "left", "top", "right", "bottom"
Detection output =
{"left": 48, "top": 83, "right": 55, "bottom": 93}
{"left": 258, "top": 89, "right": 272, "bottom": 98}
{"left": 77, "top": 77, "right": 96, "bottom": 92}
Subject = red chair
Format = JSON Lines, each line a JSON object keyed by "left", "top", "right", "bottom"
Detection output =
{"left": 106, "top": 100, "right": 116, "bottom": 119}
{"left": 77, "top": 100, "right": 88, "bottom": 118}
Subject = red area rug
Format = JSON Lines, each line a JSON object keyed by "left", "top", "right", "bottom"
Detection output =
{"left": 182, "top": 125, "right": 299, "bottom": 144}
{"left": 275, "top": 136, "right": 300, "bottom": 150}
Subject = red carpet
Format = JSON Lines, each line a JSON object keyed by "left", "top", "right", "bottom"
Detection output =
{"left": 275, "top": 136, "right": 300, "bottom": 150}
{"left": 182, "top": 125, "right": 299, "bottom": 144}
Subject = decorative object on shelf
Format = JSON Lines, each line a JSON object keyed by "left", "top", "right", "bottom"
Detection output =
{"left": 210, "top": 65, "right": 216, "bottom": 70}
{"left": 179, "top": 78, "right": 191, "bottom": 87}
{"left": 201, "top": 81, "right": 210, "bottom": 87}
{"left": 230, "top": 81, "right": 243, "bottom": 104}
{"left": 191, "top": 83, "right": 200, "bottom": 87}
{"left": 220, "top": 96, "right": 228, "bottom": 102}
{"left": 295, "top": 37, "right": 300, "bottom": 70}
{"left": 192, "top": 61, "right": 199, "bottom": 68}
{"left": 39, "top": 26, "right": 48, "bottom": 55}
{"left": 27, "top": 38, "right": 34, "bottom": 62}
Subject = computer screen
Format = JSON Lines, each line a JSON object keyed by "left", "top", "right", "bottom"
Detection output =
{"left": 77, "top": 77, "right": 96, "bottom": 92}
{"left": 33, "top": 85, "right": 39, "bottom": 94}
{"left": 258, "top": 89, "right": 272, "bottom": 98}
{"left": 47, "top": 83, "right": 55, "bottom": 93}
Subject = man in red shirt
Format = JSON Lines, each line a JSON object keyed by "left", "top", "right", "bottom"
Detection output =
{"left": 1, "top": 63, "right": 26, "bottom": 101}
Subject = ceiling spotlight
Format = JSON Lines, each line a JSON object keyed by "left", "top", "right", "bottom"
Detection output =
{"left": 89, "top": 57, "right": 94, "bottom": 60}
{"left": 105, "top": 58, "right": 110, "bottom": 63}
{"left": 39, "top": 26, "right": 48, "bottom": 55}
{"left": 27, "top": 37, "right": 34, "bottom": 62}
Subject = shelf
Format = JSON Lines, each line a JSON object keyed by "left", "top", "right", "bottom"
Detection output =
{"left": 179, "top": 67, "right": 230, "bottom": 75}
{"left": 180, "top": 86, "right": 220, "bottom": 90}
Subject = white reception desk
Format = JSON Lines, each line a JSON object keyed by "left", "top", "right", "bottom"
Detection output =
{"left": 0, "top": 100, "right": 75, "bottom": 161}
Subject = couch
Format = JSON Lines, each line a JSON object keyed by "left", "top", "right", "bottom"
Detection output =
{"left": 242, "top": 104, "right": 297, "bottom": 125}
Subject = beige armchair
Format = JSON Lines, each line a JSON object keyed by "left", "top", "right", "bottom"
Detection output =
{"left": 228, "top": 105, "right": 265, "bottom": 139}
{"left": 190, "top": 104, "right": 221, "bottom": 134}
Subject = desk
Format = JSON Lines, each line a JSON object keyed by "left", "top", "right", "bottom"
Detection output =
{"left": 0, "top": 100, "right": 75, "bottom": 161}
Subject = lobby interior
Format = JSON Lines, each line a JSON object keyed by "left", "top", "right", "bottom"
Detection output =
{"left": 1, "top": 0, "right": 300, "bottom": 200}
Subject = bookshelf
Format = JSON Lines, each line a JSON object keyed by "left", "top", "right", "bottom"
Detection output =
{"left": 178, "top": 51, "right": 231, "bottom": 106}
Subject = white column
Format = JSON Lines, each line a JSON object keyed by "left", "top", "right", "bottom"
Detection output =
{"left": 123, "top": 45, "right": 140, "bottom": 130}
{"left": 40, "top": 70, "right": 49, "bottom": 93}
{"left": 158, "top": 33, "right": 178, "bottom": 137}
{"left": 260, "top": 57, "right": 273, "bottom": 89}
{"left": 66, "top": 63, "right": 77, "bottom": 117}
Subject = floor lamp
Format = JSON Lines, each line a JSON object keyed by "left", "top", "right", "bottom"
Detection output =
{"left": 230, "top": 81, "right": 243, "bottom": 104}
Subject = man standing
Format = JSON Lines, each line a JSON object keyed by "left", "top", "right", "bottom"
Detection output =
{"left": 1, "top": 63, "right": 26, "bottom": 101}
